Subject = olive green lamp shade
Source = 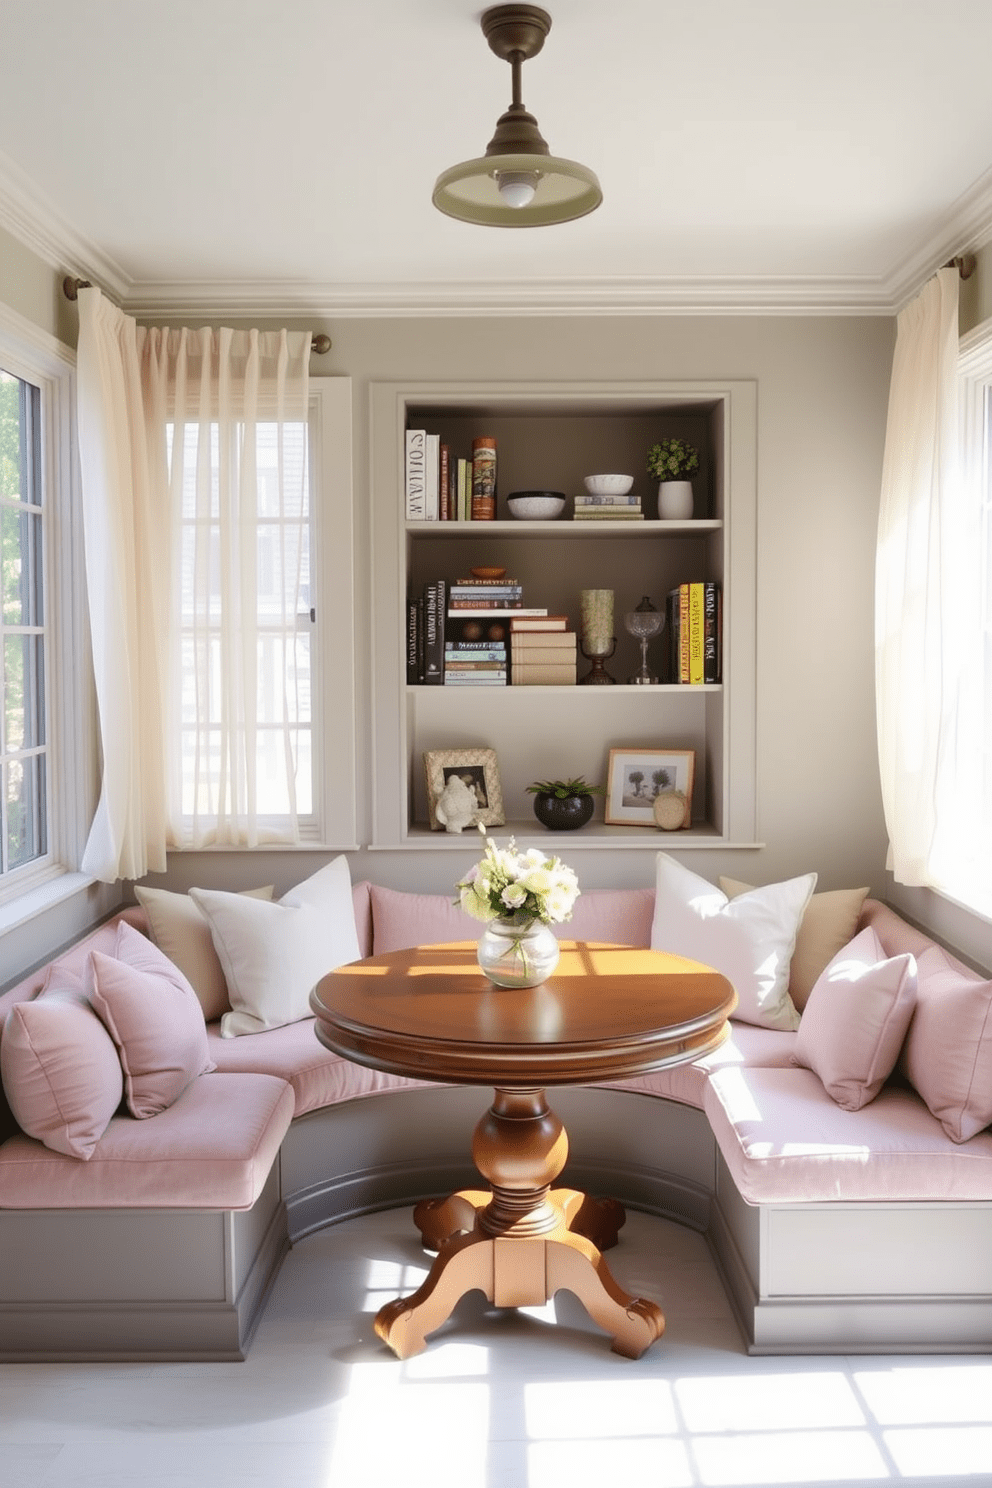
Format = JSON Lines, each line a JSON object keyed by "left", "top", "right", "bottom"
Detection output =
{"left": 434, "top": 4, "right": 602, "bottom": 229}
{"left": 433, "top": 152, "right": 602, "bottom": 228}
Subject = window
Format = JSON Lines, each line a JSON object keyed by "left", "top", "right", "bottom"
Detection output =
{"left": 0, "top": 305, "right": 90, "bottom": 910}
{"left": 1, "top": 368, "right": 46, "bottom": 873}
{"left": 168, "top": 378, "right": 355, "bottom": 849}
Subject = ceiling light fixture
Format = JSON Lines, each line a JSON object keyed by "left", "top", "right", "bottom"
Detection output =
{"left": 432, "top": 4, "right": 602, "bottom": 228}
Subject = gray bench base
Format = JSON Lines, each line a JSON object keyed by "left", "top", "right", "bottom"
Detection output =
{"left": 3, "top": 1086, "right": 991, "bottom": 1361}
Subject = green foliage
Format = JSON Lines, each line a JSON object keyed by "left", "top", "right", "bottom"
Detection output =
{"left": 526, "top": 776, "right": 605, "bottom": 798}
{"left": 647, "top": 438, "right": 699, "bottom": 481}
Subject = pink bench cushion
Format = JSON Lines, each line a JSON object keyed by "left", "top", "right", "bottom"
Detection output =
{"left": 369, "top": 882, "right": 656, "bottom": 956}
{"left": 206, "top": 1017, "right": 433, "bottom": 1115}
{"left": 611, "top": 1022, "right": 799, "bottom": 1109}
{"left": 0, "top": 1071, "right": 293, "bottom": 1210}
{"left": 704, "top": 1064, "right": 992, "bottom": 1204}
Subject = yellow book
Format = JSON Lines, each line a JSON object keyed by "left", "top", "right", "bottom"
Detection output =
{"left": 688, "top": 583, "right": 705, "bottom": 685}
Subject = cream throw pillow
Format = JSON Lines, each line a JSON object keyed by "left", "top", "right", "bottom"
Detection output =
{"left": 190, "top": 856, "right": 362, "bottom": 1038}
{"left": 134, "top": 883, "right": 275, "bottom": 1022}
{"left": 651, "top": 853, "right": 816, "bottom": 1030}
{"left": 720, "top": 878, "right": 869, "bottom": 1010}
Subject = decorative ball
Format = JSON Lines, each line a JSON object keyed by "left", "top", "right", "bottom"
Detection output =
{"left": 486, "top": 623, "right": 506, "bottom": 641}
{"left": 653, "top": 790, "right": 689, "bottom": 831}
{"left": 462, "top": 621, "right": 483, "bottom": 641}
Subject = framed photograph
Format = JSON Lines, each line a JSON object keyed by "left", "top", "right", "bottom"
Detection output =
{"left": 424, "top": 748, "right": 506, "bottom": 831}
{"left": 605, "top": 748, "right": 695, "bottom": 828}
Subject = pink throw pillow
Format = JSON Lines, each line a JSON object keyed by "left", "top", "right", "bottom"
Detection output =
{"left": 369, "top": 884, "right": 476, "bottom": 954}
{"left": 792, "top": 926, "right": 917, "bottom": 1111}
{"left": 899, "top": 946, "right": 992, "bottom": 1143}
{"left": 0, "top": 965, "right": 124, "bottom": 1159}
{"left": 87, "top": 921, "right": 215, "bottom": 1119}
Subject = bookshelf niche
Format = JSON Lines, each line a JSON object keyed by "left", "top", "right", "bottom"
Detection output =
{"left": 369, "top": 380, "right": 758, "bottom": 850}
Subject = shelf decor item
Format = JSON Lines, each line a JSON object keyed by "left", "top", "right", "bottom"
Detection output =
{"left": 506, "top": 491, "right": 566, "bottom": 520}
{"left": 526, "top": 776, "right": 604, "bottom": 831}
{"left": 647, "top": 438, "right": 699, "bottom": 520}
{"left": 432, "top": 5, "right": 602, "bottom": 230}
{"left": 579, "top": 588, "right": 616, "bottom": 684}
{"left": 623, "top": 595, "right": 665, "bottom": 685}
{"left": 456, "top": 833, "right": 580, "bottom": 987}
{"left": 424, "top": 748, "right": 506, "bottom": 831}
{"left": 605, "top": 747, "right": 695, "bottom": 827}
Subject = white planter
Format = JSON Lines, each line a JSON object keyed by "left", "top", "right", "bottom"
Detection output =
{"left": 658, "top": 480, "right": 694, "bottom": 520}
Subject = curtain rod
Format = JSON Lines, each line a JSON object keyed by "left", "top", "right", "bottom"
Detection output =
{"left": 61, "top": 277, "right": 332, "bottom": 354}
{"left": 945, "top": 255, "right": 976, "bottom": 279}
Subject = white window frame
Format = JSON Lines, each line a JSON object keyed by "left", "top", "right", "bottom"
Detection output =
{"left": 0, "top": 301, "right": 95, "bottom": 923}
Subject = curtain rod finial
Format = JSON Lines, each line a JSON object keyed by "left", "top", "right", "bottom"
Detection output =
{"left": 946, "top": 254, "right": 976, "bottom": 280}
{"left": 62, "top": 275, "right": 92, "bottom": 301}
{"left": 311, "top": 333, "right": 332, "bottom": 355}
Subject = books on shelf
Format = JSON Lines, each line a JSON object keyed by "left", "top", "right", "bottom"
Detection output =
{"left": 509, "top": 614, "right": 569, "bottom": 632}
{"left": 405, "top": 430, "right": 427, "bottom": 519}
{"left": 471, "top": 437, "right": 496, "bottom": 521}
{"left": 511, "top": 627, "right": 577, "bottom": 685}
{"left": 666, "top": 581, "right": 721, "bottom": 685}
{"left": 511, "top": 662, "right": 577, "bottom": 686}
{"left": 422, "top": 578, "right": 447, "bottom": 685}
{"left": 405, "top": 432, "right": 498, "bottom": 523}
{"left": 448, "top": 578, "right": 524, "bottom": 609}
{"left": 573, "top": 493, "right": 644, "bottom": 521}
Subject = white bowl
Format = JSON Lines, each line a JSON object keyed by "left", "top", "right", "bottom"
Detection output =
{"left": 507, "top": 492, "right": 566, "bottom": 520}
{"left": 584, "top": 473, "right": 634, "bottom": 497}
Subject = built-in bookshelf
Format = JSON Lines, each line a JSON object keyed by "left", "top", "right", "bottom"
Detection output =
{"left": 369, "top": 380, "right": 758, "bottom": 850}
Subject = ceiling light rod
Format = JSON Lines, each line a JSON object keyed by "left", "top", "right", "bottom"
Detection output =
{"left": 432, "top": 4, "right": 602, "bottom": 228}
{"left": 61, "top": 277, "right": 332, "bottom": 352}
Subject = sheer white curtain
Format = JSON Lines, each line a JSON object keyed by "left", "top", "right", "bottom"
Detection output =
{"left": 75, "top": 288, "right": 311, "bottom": 880}
{"left": 875, "top": 266, "right": 979, "bottom": 897}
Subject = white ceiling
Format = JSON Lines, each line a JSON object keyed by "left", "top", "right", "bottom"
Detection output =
{"left": 2, "top": 0, "right": 992, "bottom": 316}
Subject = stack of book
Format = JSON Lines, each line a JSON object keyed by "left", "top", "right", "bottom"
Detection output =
{"left": 404, "top": 430, "right": 498, "bottom": 522}
{"left": 572, "top": 493, "right": 644, "bottom": 521}
{"left": 509, "top": 617, "right": 577, "bottom": 685}
{"left": 444, "top": 636, "right": 508, "bottom": 686}
{"left": 448, "top": 577, "right": 523, "bottom": 610}
{"left": 666, "top": 581, "right": 722, "bottom": 684}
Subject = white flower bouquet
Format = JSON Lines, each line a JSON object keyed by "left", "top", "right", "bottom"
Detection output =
{"left": 456, "top": 833, "right": 580, "bottom": 928}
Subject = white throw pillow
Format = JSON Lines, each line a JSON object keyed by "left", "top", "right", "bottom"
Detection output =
{"left": 650, "top": 853, "right": 816, "bottom": 1030}
{"left": 190, "top": 856, "right": 362, "bottom": 1037}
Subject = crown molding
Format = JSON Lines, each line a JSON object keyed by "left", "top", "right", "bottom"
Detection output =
{"left": 124, "top": 273, "right": 898, "bottom": 319}
{"left": 884, "top": 164, "right": 992, "bottom": 313}
{"left": 0, "top": 149, "right": 130, "bottom": 301}
{"left": 2, "top": 151, "right": 990, "bottom": 321}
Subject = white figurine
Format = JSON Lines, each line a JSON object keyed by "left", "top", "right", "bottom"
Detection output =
{"left": 435, "top": 773, "right": 480, "bottom": 833}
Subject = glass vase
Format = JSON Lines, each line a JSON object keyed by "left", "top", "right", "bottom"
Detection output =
{"left": 477, "top": 916, "right": 560, "bottom": 989}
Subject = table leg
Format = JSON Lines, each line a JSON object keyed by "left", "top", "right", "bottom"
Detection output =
{"left": 374, "top": 1087, "right": 665, "bottom": 1360}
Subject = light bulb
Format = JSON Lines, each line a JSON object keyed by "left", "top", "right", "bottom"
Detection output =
{"left": 496, "top": 170, "right": 540, "bottom": 208}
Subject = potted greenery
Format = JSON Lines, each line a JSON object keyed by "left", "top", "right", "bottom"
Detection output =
{"left": 526, "top": 776, "right": 604, "bottom": 832}
{"left": 647, "top": 438, "right": 699, "bottom": 519}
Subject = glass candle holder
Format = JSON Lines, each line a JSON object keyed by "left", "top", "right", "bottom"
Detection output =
{"left": 623, "top": 595, "right": 664, "bottom": 684}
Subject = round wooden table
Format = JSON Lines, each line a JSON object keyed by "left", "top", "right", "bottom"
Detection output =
{"left": 310, "top": 940, "right": 736, "bottom": 1360}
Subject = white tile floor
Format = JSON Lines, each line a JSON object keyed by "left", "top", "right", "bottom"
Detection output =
{"left": 2, "top": 1207, "right": 991, "bottom": 1488}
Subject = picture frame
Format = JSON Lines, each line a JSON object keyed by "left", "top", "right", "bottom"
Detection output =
{"left": 604, "top": 748, "right": 695, "bottom": 828}
{"left": 424, "top": 747, "right": 506, "bottom": 831}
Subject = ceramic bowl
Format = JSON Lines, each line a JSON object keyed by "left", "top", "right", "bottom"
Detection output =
{"left": 506, "top": 492, "right": 566, "bottom": 520}
{"left": 470, "top": 566, "right": 506, "bottom": 579}
{"left": 584, "top": 473, "right": 634, "bottom": 497}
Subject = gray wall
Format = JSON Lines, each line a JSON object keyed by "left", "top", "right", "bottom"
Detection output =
{"left": 5, "top": 231, "right": 965, "bottom": 982}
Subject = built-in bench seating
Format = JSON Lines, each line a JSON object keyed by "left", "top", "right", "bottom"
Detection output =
{"left": 1, "top": 874, "right": 990, "bottom": 1361}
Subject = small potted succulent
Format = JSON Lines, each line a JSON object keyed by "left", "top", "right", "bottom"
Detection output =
{"left": 647, "top": 438, "right": 699, "bottom": 519}
{"left": 526, "top": 775, "right": 604, "bottom": 832}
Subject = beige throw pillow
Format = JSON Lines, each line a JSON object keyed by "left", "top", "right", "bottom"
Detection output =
{"left": 134, "top": 883, "right": 274, "bottom": 1022}
{"left": 720, "top": 878, "right": 869, "bottom": 1010}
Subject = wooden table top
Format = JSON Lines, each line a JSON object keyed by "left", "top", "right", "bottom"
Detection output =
{"left": 310, "top": 941, "right": 737, "bottom": 1087}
